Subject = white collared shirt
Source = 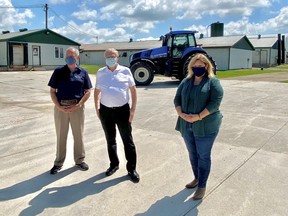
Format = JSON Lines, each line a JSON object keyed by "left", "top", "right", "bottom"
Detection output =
{"left": 95, "top": 64, "right": 135, "bottom": 107}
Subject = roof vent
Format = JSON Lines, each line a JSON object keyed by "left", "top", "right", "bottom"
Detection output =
{"left": 19, "top": 28, "right": 28, "bottom": 32}
{"left": 258, "top": 34, "right": 261, "bottom": 39}
{"left": 2, "top": 30, "right": 10, "bottom": 34}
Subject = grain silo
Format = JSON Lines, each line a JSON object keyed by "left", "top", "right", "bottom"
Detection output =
{"left": 210, "top": 22, "right": 224, "bottom": 37}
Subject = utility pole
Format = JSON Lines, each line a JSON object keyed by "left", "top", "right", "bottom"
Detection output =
{"left": 44, "top": 4, "right": 48, "bottom": 29}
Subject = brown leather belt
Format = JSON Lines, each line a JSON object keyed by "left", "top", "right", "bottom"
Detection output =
{"left": 60, "top": 99, "right": 78, "bottom": 106}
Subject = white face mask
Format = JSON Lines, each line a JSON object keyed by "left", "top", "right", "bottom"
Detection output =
{"left": 106, "top": 57, "right": 117, "bottom": 67}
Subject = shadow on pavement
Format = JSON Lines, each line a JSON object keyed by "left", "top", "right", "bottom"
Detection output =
{"left": 19, "top": 173, "right": 129, "bottom": 216}
{"left": 137, "top": 80, "right": 180, "bottom": 90}
{"left": 0, "top": 167, "right": 77, "bottom": 201}
{"left": 135, "top": 189, "right": 201, "bottom": 216}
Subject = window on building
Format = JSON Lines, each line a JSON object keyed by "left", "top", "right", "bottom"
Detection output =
{"left": 55, "top": 47, "right": 59, "bottom": 58}
{"left": 60, "top": 48, "right": 64, "bottom": 58}
{"left": 55, "top": 47, "right": 64, "bottom": 58}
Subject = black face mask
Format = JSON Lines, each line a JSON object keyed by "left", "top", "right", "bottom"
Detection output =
{"left": 192, "top": 67, "right": 206, "bottom": 77}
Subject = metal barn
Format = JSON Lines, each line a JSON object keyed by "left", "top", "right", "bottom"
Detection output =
{"left": 198, "top": 35, "right": 254, "bottom": 70}
{"left": 0, "top": 29, "right": 80, "bottom": 71}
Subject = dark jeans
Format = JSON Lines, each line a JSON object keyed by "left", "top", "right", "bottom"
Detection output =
{"left": 183, "top": 126, "right": 219, "bottom": 188}
{"left": 99, "top": 103, "right": 137, "bottom": 172}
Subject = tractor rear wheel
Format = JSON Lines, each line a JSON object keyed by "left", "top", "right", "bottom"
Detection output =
{"left": 130, "top": 62, "right": 154, "bottom": 86}
{"left": 182, "top": 53, "right": 217, "bottom": 80}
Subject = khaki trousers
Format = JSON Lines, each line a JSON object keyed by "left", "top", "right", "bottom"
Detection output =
{"left": 53, "top": 106, "right": 85, "bottom": 166}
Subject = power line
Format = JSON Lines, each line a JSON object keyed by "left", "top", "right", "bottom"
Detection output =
{"left": 48, "top": 6, "right": 98, "bottom": 41}
{"left": 0, "top": 4, "right": 98, "bottom": 41}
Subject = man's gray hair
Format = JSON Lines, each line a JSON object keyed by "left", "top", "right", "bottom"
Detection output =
{"left": 66, "top": 47, "right": 79, "bottom": 56}
{"left": 104, "top": 48, "right": 119, "bottom": 57}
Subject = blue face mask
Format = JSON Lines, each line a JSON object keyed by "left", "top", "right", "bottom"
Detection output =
{"left": 65, "top": 57, "right": 76, "bottom": 65}
{"left": 192, "top": 67, "right": 206, "bottom": 77}
{"left": 106, "top": 57, "right": 117, "bottom": 67}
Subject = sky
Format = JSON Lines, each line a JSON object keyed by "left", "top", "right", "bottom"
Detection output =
{"left": 0, "top": 0, "right": 288, "bottom": 44}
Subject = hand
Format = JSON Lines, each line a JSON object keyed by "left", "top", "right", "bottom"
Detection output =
{"left": 57, "top": 105, "right": 69, "bottom": 112}
{"left": 129, "top": 109, "right": 135, "bottom": 123}
{"left": 180, "top": 113, "right": 199, "bottom": 123}
{"left": 58, "top": 104, "right": 81, "bottom": 113}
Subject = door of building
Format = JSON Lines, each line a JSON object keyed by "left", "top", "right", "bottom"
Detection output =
{"left": 13, "top": 44, "right": 24, "bottom": 65}
{"left": 32, "top": 46, "right": 41, "bottom": 66}
{"left": 260, "top": 50, "right": 268, "bottom": 65}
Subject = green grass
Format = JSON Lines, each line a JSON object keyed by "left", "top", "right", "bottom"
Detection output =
{"left": 80, "top": 64, "right": 104, "bottom": 74}
{"left": 216, "top": 65, "right": 288, "bottom": 79}
{"left": 275, "top": 64, "right": 288, "bottom": 69}
{"left": 81, "top": 63, "right": 288, "bottom": 80}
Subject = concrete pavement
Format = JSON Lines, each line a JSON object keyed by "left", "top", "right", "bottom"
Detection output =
{"left": 0, "top": 71, "right": 288, "bottom": 216}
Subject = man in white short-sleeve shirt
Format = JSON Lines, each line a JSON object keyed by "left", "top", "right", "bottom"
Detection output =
{"left": 94, "top": 48, "right": 140, "bottom": 183}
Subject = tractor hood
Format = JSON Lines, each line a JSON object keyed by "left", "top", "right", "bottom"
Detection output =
{"left": 130, "top": 46, "right": 168, "bottom": 64}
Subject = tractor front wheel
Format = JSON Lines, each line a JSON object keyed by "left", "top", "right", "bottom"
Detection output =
{"left": 130, "top": 62, "right": 154, "bottom": 86}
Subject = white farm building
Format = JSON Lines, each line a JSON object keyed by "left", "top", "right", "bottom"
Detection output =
{"left": 0, "top": 29, "right": 80, "bottom": 71}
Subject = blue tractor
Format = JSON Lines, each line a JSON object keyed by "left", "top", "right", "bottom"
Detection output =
{"left": 129, "top": 30, "right": 216, "bottom": 85}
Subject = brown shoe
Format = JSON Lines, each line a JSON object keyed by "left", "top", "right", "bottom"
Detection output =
{"left": 185, "top": 179, "right": 198, "bottom": 189}
{"left": 192, "top": 187, "right": 206, "bottom": 200}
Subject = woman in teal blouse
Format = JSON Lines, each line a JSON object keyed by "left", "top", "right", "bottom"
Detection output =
{"left": 174, "top": 53, "right": 223, "bottom": 200}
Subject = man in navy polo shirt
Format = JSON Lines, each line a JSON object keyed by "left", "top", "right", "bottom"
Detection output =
{"left": 48, "top": 47, "right": 92, "bottom": 174}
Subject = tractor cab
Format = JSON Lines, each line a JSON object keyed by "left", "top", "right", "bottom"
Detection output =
{"left": 162, "top": 30, "right": 198, "bottom": 58}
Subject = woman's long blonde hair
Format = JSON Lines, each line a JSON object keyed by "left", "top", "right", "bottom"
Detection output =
{"left": 187, "top": 53, "right": 215, "bottom": 79}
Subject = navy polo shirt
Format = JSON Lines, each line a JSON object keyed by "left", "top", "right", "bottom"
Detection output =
{"left": 48, "top": 65, "right": 92, "bottom": 101}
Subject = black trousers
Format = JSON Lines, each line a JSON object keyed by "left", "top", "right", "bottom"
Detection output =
{"left": 99, "top": 103, "right": 137, "bottom": 171}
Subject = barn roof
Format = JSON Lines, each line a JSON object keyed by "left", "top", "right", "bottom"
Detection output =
{"left": 81, "top": 35, "right": 255, "bottom": 52}
{"left": 80, "top": 40, "right": 162, "bottom": 51}
{"left": 248, "top": 36, "right": 279, "bottom": 48}
{"left": 198, "top": 35, "right": 254, "bottom": 50}
{"left": 0, "top": 29, "right": 80, "bottom": 46}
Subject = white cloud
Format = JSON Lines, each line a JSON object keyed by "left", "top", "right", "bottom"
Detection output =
{"left": 222, "top": 6, "right": 288, "bottom": 36}
{"left": 89, "top": 0, "right": 274, "bottom": 38}
{"left": 48, "top": 16, "right": 56, "bottom": 28}
{"left": 52, "top": 20, "right": 132, "bottom": 44}
{"left": 116, "top": 21, "right": 157, "bottom": 34}
{"left": 175, "top": 0, "right": 271, "bottom": 20}
{"left": 48, "top": 0, "right": 71, "bottom": 4}
{"left": 72, "top": 9, "right": 97, "bottom": 20}
{"left": 0, "top": 0, "right": 35, "bottom": 31}
{"left": 1, "top": 0, "right": 288, "bottom": 43}
{"left": 264, "top": 6, "right": 288, "bottom": 31}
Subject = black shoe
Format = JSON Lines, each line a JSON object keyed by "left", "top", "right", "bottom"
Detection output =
{"left": 105, "top": 166, "right": 119, "bottom": 176}
{"left": 128, "top": 170, "right": 140, "bottom": 183}
{"left": 50, "top": 165, "right": 62, "bottom": 174}
{"left": 76, "top": 162, "right": 89, "bottom": 171}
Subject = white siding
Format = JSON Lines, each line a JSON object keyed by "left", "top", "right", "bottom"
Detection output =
{"left": 80, "top": 50, "right": 134, "bottom": 67}
{"left": 270, "top": 49, "right": 278, "bottom": 65}
{"left": 230, "top": 48, "right": 252, "bottom": 69}
{"left": 0, "top": 42, "right": 7, "bottom": 65}
{"left": 204, "top": 48, "right": 252, "bottom": 70}
{"left": 252, "top": 48, "right": 278, "bottom": 67}
{"left": 80, "top": 51, "right": 104, "bottom": 65}
{"left": 204, "top": 48, "right": 230, "bottom": 70}
{"left": 28, "top": 44, "right": 78, "bottom": 67}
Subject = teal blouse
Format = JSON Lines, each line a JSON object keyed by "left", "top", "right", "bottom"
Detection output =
{"left": 174, "top": 76, "right": 224, "bottom": 137}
